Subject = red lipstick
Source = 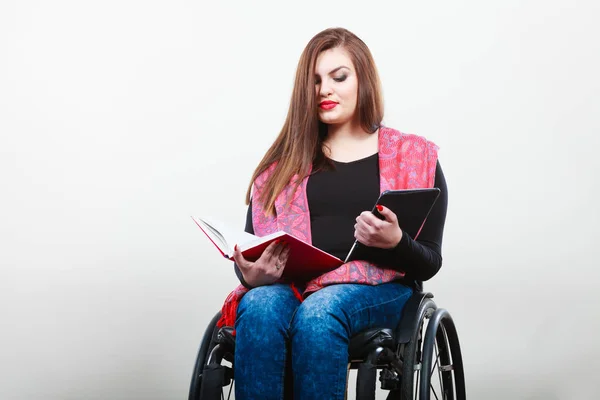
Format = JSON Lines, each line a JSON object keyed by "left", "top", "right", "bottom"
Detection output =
{"left": 319, "top": 101, "right": 338, "bottom": 110}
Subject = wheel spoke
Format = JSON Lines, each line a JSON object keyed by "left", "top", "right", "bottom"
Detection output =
{"left": 227, "top": 381, "right": 234, "bottom": 400}
{"left": 431, "top": 383, "right": 440, "bottom": 400}
{"left": 428, "top": 326, "right": 454, "bottom": 400}
{"left": 415, "top": 368, "right": 420, "bottom": 399}
{"left": 433, "top": 339, "right": 445, "bottom": 397}
{"left": 437, "top": 360, "right": 446, "bottom": 398}
{"left": 428, "top": 340, "right": 444, "bottom": 399}
{"left": 430, "top": 340, "right": 440, "bottom": 377}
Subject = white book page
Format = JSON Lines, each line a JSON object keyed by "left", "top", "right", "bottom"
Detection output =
{"left": 193, "top": 216, "right": 256, "bottom": 256}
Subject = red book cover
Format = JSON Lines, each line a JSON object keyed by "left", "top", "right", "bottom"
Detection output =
{"left": 237, "top": 232, "right": 343, "bottom": 280}
{"left": 192, "top": 216, "right": 343, "bottom": 280}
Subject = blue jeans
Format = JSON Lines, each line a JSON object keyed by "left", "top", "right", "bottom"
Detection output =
{"left": 234, "top": 282, "right": 413, "bottom": 400}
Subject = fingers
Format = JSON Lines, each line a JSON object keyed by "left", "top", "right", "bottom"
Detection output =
{"left": 356, "top": 207, "right": 397, "bottom": 230}
{"left": 375, "top": 205, "right": 398, "bottom": 223}
{"left": 260, "top": 240, "right": 285, "bottom": 263}
{"left": 274, "top": 244, "right": 291, "bottom": 278}
{"left": 278, "top": 245, "right": 291, "bottom": 265}
{"left": 271, "top": 240, "right": 286, "bottom": 260}
{"left": 282, "top": 244, "right": 291, "bottom": 260}
{"left": 355, "top": 213, "right": 381, "bottom": 236}
{"left": 236, "top": 241, "right": 290, "bottom": 287}
{"left": 354, "top": 223, "right": 369, "bottom": 246}
{"left": 262, "top": 240, "right": 278, "bottom": 257}
{"left": 232, "top": 244, "right": 249, "bottom": 270}
{"left": 354, "top": 228, "right": 370, "bottom": 245}
{"left": 357, "top": 211, "right": 378, "bottom": 227}
{"left": 354, "top": 208, "right": 394, "bottom": 247}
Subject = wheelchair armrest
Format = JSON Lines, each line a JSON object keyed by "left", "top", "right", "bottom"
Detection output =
{"left": 216, "top": 327, "right": 236, "bottom": 352}
{"left": 348, "top": 328, "right": 395, "bottom": 360}
{"left": 395, "top": 291, "right": 434, "bottom": 344}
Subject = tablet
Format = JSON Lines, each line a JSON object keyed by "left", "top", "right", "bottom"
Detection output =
{"left": 344, "top": 188, "right": 441, "bottom": 262}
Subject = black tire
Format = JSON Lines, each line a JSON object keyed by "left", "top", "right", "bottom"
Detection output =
{"left": 399, "top": 297, "right": 437, "bottom": 400}
{"left": 189, "top": 312, "right": 221, "bottom": 400}
{"left": 420, "top": 309, "right": 466, "bottom": 400}
{"left": 443, "top": 313, "right": 466, "bottom": 399}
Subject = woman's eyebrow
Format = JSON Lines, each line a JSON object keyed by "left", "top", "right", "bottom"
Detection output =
{"left": 315, "top": 66, "right": 350, "bottom": 76}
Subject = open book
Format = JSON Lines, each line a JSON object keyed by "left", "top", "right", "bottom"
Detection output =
{"left": 191, "top": 216, "right": 344, "bottom": 280}
{"left": 192, "top": 188, "right": 440, "bottom": 280}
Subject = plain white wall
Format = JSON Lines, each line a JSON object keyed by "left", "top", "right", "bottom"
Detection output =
{"left": 1, "top": 0, "right": 599, "bottom": 399}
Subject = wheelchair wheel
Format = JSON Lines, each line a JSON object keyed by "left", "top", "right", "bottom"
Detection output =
{"left": 397, "top": 301, "right": 465, "bottom": 400}
{"left": 418, "top": 308, "right": 465, "bottom": 400}
{"left": 396, "top": 296, "right": 436, "bottom": 399}
{"left": 189, "top": 312, "right": 236, "bottom": 400}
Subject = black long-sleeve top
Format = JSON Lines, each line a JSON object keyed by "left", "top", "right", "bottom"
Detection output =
{"left": 234, "top": 154, "right": 448, "bottom": 289}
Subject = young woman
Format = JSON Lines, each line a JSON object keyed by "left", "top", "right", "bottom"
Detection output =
{"left": 219, "top": 27, "right": 448, "bottom": 400}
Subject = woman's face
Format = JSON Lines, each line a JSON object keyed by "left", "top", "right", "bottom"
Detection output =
{"left": 314, "top": 47, "right": 359, "bottom": 126}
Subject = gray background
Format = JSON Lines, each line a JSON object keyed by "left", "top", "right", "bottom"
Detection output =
{"left": 1, "top": 0, "right": 599, "bottom": 399}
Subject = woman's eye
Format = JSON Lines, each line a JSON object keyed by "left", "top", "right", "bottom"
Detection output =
{"left": 315, "top": 75, "right": 347, "bottom": 85}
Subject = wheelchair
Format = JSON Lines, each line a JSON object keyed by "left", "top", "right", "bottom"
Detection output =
{"left": 188, "top": 289, "right": 466, "bottom": 399}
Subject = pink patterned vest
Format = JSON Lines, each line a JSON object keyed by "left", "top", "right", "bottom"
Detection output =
{"left": 217, "top": 126, "right": 438, "bottom": 328}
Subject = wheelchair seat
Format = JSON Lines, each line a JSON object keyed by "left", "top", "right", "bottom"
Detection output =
{"left": 213, "top": 324, "right": 395, "bottom": 361}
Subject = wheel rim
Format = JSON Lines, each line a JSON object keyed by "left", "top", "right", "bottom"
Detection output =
{"left": 428, "top": 323, "right": 455, "bottom": 400}
{"left": 410, "top": 313, "right": 457, "bottom": 400}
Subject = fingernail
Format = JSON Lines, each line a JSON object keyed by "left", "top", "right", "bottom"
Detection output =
{"left": 234, "top": 244, "right": 238, "bottom": 251}
{"left": 376, "top": 205, "right": 383, "bottom": 212}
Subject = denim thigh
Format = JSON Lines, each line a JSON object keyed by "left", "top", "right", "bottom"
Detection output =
{"left": 234, "top": 283, "right": 300, "bottom": 400}
{"left": 290, "top": 282, "right": 413, "bottom": 400}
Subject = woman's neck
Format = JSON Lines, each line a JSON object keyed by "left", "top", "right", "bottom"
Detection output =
{"left": 325, "top": 120, "right": 370, "bottom": 142}
{"left": 323, "top": 121, "right": 379, "bottom": 162}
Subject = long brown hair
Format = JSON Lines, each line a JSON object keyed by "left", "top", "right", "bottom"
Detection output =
{"left": 245, "top": 27, "right": 384, "bottom": 214}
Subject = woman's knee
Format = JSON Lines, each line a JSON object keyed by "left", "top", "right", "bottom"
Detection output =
{"left": 289, "top": 293, "right": 350, "bottom": 341}
{"left": 236, "top": 284, "right": 299, "bottom": 331}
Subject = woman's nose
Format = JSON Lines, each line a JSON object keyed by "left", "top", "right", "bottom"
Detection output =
{"left": 319, "top": 82, "right": 333, "bottom": 97}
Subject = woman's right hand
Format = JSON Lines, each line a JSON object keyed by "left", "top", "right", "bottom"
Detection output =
{"left": 232, "top": 240, "right": 290, "bottom": 288}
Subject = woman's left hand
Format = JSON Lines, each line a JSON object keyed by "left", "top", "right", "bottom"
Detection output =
{"left": 354, "top": 205, "right": 403, "bottom": 249}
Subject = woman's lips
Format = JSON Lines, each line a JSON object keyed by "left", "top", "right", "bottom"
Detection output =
{"left": 319, "top": 101, "right": 338, "bottom": 110}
